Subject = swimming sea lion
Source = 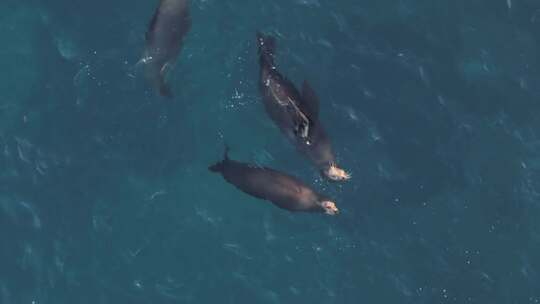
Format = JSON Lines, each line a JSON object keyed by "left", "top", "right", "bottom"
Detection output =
{"left": 209, "top": 146, "right": 339, "bottom": 215}
{"left": 256, "top": 32, "right": 350, "bottom": 181}
{"left": 142, "top": 0, "right": 191, "bottom": 97}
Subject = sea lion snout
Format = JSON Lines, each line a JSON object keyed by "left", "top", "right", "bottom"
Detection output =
{"left": 322, "top": 164, "right": 351, "bottom": 182}
{"left": 320, "top": 200, "right": 339, "bottom": 215}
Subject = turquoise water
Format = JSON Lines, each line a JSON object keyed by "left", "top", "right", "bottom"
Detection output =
{"left": 1, "top": 0, "right": 540, "bottom": 303}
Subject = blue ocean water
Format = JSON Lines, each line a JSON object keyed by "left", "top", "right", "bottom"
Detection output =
{"left": 1, "top": 0, "right": 540, "bottom": 303}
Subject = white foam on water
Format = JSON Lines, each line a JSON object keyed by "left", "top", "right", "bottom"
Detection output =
{"left": 19, "top": 201, "right": 42, "bottom": 229}
{"left": 195, "top": 207, "right": 222, "bottom": 227}
{"left": 54, "top": 35, "right": 80, "bottom": 60}
{"left": 223, "top": 243, "right": 253, "bottom": 260}
{"left": 295, "top": 0, "right": 320, "bottom": 7}
{"left": 263, "top": 216, "right": 276, "bottom": 241}
{"left": 15, "top": 137, "right": 32, "bottom": 164}
{"left": 0, "top": 283, "right": 11, "bottom": 304}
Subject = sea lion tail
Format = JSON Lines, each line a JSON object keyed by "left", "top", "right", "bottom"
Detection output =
{"left": 256, "top": 31, "right": 276, "bottom": 67}
{"left": 224, "top": 144, "right": 230, "bottom": 160}
{"left": 208, "top": 144, "right": 230, "bottom": 173}
{"left": 159, "top": 81, "right": 173, "bottom": 98}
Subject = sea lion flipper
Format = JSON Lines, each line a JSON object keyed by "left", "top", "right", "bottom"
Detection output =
{"left": 208, "top": 144, "right": 230, "bottom": 173}
{"left": 145, "top": 3, "right": 161, "bottom": 42}
{"left": 301, "top": 81, "right": 320, "bottom": 119}
{"left": 158, "top": 62, "right": 174, "bottom": 98}
{"left": 160, "top": 62, "right": 173, "bottom": 78}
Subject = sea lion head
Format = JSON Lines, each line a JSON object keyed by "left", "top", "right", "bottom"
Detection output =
{"left": 319, "top": 200, "right": 339, "bottom": 215}
{"left": 322, "top": 163, "right": 351, "bottom": 182}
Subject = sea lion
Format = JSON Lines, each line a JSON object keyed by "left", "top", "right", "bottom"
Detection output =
{"left": 256, "top": 32, "right": 350, "bottom": 181}
{"left": 209, "top": 146, "right": 339, "bottom": 215}
{"left": 142, "top": 0, "right": 191, "bottom": 97}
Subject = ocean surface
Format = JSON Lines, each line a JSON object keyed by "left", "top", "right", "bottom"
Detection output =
{"left": 1, "top": 0, "right": 540, "bottom": 303}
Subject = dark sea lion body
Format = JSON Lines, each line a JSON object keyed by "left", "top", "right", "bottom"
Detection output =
{"left": 143, "top": 0, "right": 191, "bottom": 97}
{"left": 256, "top": 33, "right": 350, "bottom": 181}
{"left": 209, "top": 148, "right": 337, "bottom": 214}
